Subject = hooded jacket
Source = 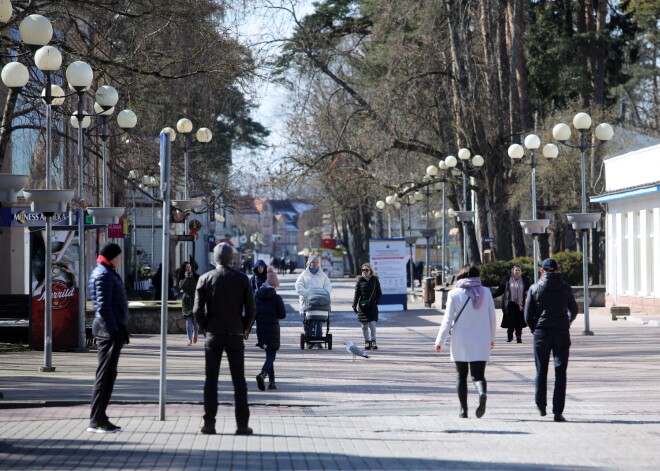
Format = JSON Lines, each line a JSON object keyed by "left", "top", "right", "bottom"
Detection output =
{"left": 250, "top": 259, "right": 268, "bottom": 292}
{"left": 524, "top": 272, "right": 578, "bottom": 333}
{"left": 254, "top": 283, "right": 286, "bottom": 350}
{"left": 88, "top": 260, "right": 128, "bottom": 337}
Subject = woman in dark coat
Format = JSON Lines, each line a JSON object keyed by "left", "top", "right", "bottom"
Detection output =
{"left": 177, "top": 261, "right": 199, "bottom": 345}
{"left": 254, "top": 281, "right": 286, "bottom": 391}
{"left": 492, "top": 265, "right": 531, "bottom": 343}
{"left": 352, "top": 263, "right": 383, "bottom": 351}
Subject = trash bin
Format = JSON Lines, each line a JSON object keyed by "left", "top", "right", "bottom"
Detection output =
{"left": 423, "top": 277, "right": 435, "bottom": 308}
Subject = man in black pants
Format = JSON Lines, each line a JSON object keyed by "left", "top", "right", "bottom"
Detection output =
{"left": 87, "top": 242, "right": 130, "bottom": 433}
{"left": 194, "top": 243, "right": 256, "bottom": 435}
{"left": 525, "top": 258, "right": 579, "bottom": 422}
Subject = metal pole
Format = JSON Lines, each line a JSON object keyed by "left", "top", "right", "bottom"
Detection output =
{"left": 76, "top": 101, "right": 87, "bottom": 350}
{"left": 387, "top": 213, "right": 391, "bottom": 239}
{"left": 462, "top": 162, "right": 468, "bottom": 265}
{"left": 133, "top": 188, "right": 138, "bottom": 290}
{"left": 531, "top": 150, "right": 539, "bottom": 281}
{"left": 579, "top": 130, "right": 592, "bottom": 335}
{"left": 425, "top": 186, "right": 430, "bottom": 277}
{"left": 441, "top": 178, "right": 446, "bottom": 285}
{"left": 183, "top": 135, "right": 189, "bottom": 263}
{"left": 159, "top": 131, "right": 172, "bottom": 420}
{"left": 408, "top": 197, "right": 414, "bottom": 290}
{"left": 40, "top": 215, "right": 55, "bottom": 372}
{"left": 101, "top": 117, "right": 108, "bottom": 207}
{"left": 151, "top": 186, "right": 155, "bottom": 266}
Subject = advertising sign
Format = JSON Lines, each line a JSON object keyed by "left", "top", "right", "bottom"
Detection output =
{"left": 369, "top": 238, "right": 407, "bottom": 311}
{"left": 30, "top": 230, "right": 80, "bottom": 351}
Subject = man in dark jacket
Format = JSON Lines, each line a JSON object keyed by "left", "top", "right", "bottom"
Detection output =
{"left": 87, "top": 242, "right": 130, "bottom": 434}
{"left": 194, "top": 243, "right": 256, "bottom": 436}
{"left": 525, "top": 258, "right": 579, "bottom": 423}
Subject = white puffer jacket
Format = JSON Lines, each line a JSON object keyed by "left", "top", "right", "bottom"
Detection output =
{"left": 295, "top": 267, "right": 332, "bottom": 313}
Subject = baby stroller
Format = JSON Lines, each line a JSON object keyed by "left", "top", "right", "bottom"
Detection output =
{"left": 300, "top": 288, "right": 332, "bottom": 350}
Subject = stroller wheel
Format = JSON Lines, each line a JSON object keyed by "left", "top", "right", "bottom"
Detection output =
{"left": 300, "top": 333, "right": 305, "bottom": 350}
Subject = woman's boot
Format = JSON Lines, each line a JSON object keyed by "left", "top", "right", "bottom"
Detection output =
{"left": 268, "top": 373, "right": 277, "bottom": 390}
{"left": 474, "top": 380, "right": 487, "bottom": 418}
{"left": 364, "top": 341, "right": 372, "bottom": 350}
{"left": 256, "top": 371, "right": 267, "bottom": 391}
{"left": 457, "top": 381, "right": 468, "bottom": 418}
{"left": 370, "top": 340, "right": 378, "bottom": 350}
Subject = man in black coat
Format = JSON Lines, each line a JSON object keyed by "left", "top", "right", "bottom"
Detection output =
{"left": 194, "top": 243, "right": 256, "bottom": 435}
{"left": 524, "top": 258, "right": 579, "bottom": 423}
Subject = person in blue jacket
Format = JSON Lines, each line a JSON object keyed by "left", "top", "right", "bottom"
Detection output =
{"left": 249, "top": 259, "right": 268, "bottom": 293}
{"left": 87, "top": 242, "right": 130, "bottom": 434}
{"left": 253, "top": 270, "right": 286, "bottom": 391}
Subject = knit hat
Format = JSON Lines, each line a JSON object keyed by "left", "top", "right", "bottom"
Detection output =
{"left": 266, "top": 266, "right": 279, "bottom": 287}
{"left": 213, "top": 243, "right": 235, "bottom": 267}
{"left": 541, "top": 258, "right": 559, "bottom": 272}
{"left": 99, "top": 242, "right": 122, "bottom": 260}
{"left": 307, "top": 255, "right": 319, "bottom": 266}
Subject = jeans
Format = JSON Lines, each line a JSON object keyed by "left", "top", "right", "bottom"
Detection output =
{"left": 185, "top": 316, "right": 198, "bottom": 341}
{"left": 533, "top": 329, "right": 571, "bottom": 415}
{"left": 361, "top": 321, "right": 377, "bottom": 341}
{"left": 261, "top": 349, "right": 277, "bottom": 376}
{"left": 203, "top": 333, "right": 249, "bottom": 429}
{"left": 90, "top": 332, "right": 123, "bottom": 427}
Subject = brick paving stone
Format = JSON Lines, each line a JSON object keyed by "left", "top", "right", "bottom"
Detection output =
{"left": 1, "top": 274, "right": 660, "bottom": 470}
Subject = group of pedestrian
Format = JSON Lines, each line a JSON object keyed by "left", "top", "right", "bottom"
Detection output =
{"left": 86, "top": 238, "right": 576, "bottom": 437}
{"left": 434, "top": 259, "right": 578, "bottom": 423}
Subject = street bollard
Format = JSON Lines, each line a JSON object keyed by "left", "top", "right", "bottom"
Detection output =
{"left": 423, "top": 277, "right": 435, "bottom": 308}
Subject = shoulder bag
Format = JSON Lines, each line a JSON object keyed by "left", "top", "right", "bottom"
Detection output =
{"left": 449, "top": 298, "right": 470, "bottom": 335}
{"left": 357, "top": 282, "right": 376, "bottom": 312}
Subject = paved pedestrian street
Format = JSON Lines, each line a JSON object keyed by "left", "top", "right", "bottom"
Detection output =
{"left": 1, "top": 275, "right": 659, "bottom": 470}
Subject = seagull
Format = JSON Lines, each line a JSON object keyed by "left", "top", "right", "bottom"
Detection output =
{"left": 345, "top": 341, "right": 369, "bottom": 360}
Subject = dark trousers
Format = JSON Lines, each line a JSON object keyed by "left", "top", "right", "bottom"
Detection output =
{"left": 533, "top": 329, "right": 571, "bottom": 414}
{"left": 90, "top": 332, "right": 123, "bottom": 427}
{"left": 261, "top": 349, "right": 277, "bottom": 376}
{"left": 203, "top": 333, "right": 249, "bottom": 429}
{"left": 455, "top": 361, "right": 486, "bottom": 401}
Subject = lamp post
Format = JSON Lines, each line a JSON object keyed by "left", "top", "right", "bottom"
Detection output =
{"left": 174, "top": 119, "right": 213, "bottom": 263}
{"left": 375, "top": 199, "right": 392, "bottom": 238}
{"left": 141, "top": 175, "right": 159, "bottom": 267}
{"left": 508, "top": 135, "right": 559, "bottom": 280}
{"left": 426, "top": 161, "right": 449, "bottom": 284}
{"left": 552, "top": 112, "right": 613, "bottom": 335}
{"left": 444, "top": 149, "right": 485, "bottom": 265}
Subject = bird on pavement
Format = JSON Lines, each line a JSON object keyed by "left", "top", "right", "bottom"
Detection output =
{"left": 345, "top": 341, "right": 369, "bottom": 360}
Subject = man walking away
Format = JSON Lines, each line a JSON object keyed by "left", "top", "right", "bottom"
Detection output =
{"left": 525, "top": 258, "right": 579, "bottom": 422}
{"left": 194, "top": 243, "right": 256, "bottom": 435}
{"left": 87, "top": 242, "right": 130, "bottom": 433}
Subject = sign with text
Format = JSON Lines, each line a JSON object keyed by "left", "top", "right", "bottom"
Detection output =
{"left": 107, "top": 223, "right": 124, "bottom": 238}
{"left": 369, "top": 238, "right": 407, "bottom": 311}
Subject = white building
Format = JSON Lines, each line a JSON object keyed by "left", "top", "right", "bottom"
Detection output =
{"left": 591, "top": 142, "right": 660, "bottom": 314}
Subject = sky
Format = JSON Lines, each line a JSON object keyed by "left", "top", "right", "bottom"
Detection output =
{"left": 228, "top": 1, "right": 315, "bottom": 175}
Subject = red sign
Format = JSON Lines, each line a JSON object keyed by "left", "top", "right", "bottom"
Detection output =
{"left": 190, "top": 230, "right": 199, "bottom": 241}
{"left": 107, "top": 223, "right": 123, "bottom": 238}
{"left": 321, "top": 238, "right": 336, "bottom": 249}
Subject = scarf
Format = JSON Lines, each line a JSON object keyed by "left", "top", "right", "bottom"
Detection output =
{"left": 309, "top": 267, "right": 319, "bottom": 274}
{"left": 509, "top": 275, "right": 524, "bottom": 309}
{"left": 454, "top": 277, "right": 484, "bottom": 310}
{"left": 362, "top": 274, "right": 372, "bottom": 281}
{"left": 96, "top": 255, "right": 115, "bottom": 270}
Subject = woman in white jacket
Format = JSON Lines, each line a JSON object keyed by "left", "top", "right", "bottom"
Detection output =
{"left": 435, "top": 264, "right": 496, "bottom": 419}
{"left": 295, "top": 255, "right": 332, "bottom": 314}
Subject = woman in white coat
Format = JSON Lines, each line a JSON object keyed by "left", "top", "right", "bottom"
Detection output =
{"left": 435, "top": 264, "right": 496, "bottom": 419}
{"left": 294, "top": 255, "right": 332, "bottom": 314}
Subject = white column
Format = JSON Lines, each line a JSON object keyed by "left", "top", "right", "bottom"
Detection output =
{"left": 639, "top": 209, "right": 649, "bottom": 296}
{"left": 653, "top": 208, "right": 660, "bottom": 298}
{"left": 627, "top": 211, "right": 635, "bottom": 296}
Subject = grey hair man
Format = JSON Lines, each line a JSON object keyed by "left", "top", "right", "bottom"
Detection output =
{"left": 194, "top": 243, "right": 256, "bottom": 435}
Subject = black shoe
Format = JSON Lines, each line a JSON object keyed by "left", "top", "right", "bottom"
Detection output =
{"left": 537, "top": 406, "right": 547, "bottom": 417}
{"left": 87, "top": 422, "right": 121, "bottom": 434}
{"left": 199, "top": 425, "right": 216, "bottom": 435}
{"left": 236, "top": 426, "right": 253, "bottom": 435}
{"left": 506, "top": 338, "right": 513, "bottom": 343}
{"left": 364, "top": 341, "right": 371, "bottom": 350}
{"left": 371, "top": 340, "right": 378, "bottom": 350}
{"left": 256, "top": 372, "right": 266, "bottom": 391}
{"left": 554, "top": 414, "right": 566, "bottom": 422}
{"left": 516, "top": 337, "right": 522, "bottom": 343}
{"left": 268, "top": 381, "right": 277, "bottom": 390}
{"left": 459, "top": 408, "right": 468, "bottom": 418}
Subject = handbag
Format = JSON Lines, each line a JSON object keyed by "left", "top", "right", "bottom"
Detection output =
{"left": 357, "top": 284, "right": 376, "bottom": 312}
{"left": 449, "top": 298, "right": 470, "bottom": 334}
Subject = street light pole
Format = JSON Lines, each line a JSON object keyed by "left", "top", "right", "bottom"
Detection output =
{"left": 553, "top": 113, "right": 614, "bottom": 336}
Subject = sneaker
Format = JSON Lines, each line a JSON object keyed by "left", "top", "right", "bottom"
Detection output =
{"left": 199, "top": 425, "right": 216, "bottom": 435}
{"left": 87, "top": 422, "right": 121, "bottom": 434}
{"left": 371, "top": 340, "right": 378, "bottom": 350}
{"left": 193, "top": 334, "right": 198, "bottom": 344}
{"left": 186, "top": 339, "right": 192, "bottom": 346}
{"left": 364, "top": 341, "right": 371, "bottom": 351}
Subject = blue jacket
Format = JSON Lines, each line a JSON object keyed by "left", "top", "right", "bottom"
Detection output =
{"left": 249, "top": 259, "right": 268, "bottom": 292}
{"left": 254, "top": 284, "right": 286, "bottom": 350}
{"left": 88, "top": 261, "right": 129, "bottom": 336}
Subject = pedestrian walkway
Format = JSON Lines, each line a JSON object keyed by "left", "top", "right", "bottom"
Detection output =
{"left": 1, "top": 274, "right": 659, "bottom": 470}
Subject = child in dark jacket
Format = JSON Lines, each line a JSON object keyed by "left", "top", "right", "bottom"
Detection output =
{"left": 254, "top": 275, "right": 286, "bottom": 391}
